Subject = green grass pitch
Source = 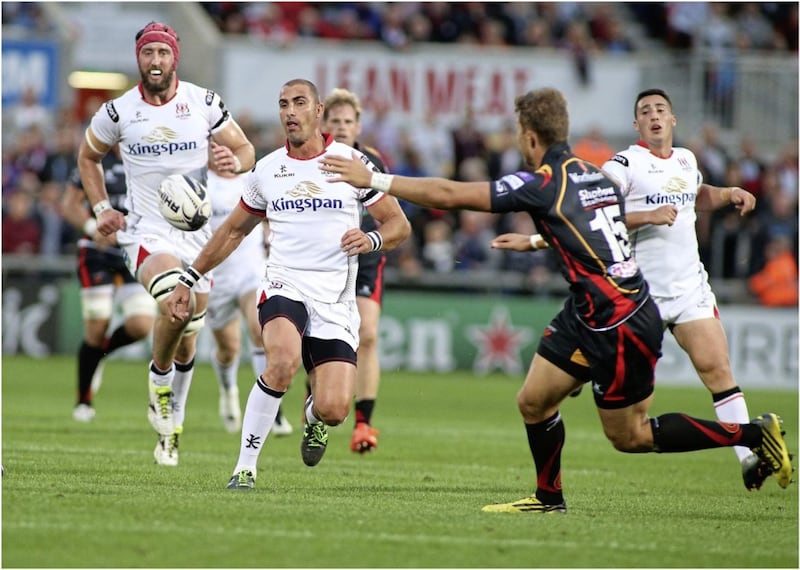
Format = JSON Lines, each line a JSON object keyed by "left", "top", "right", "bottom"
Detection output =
{"left": 2, "top": 355, "right": 797, "bottom": 568}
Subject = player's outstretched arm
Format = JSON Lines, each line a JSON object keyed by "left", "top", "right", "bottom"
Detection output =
{"left": 320, "top": 152, "right": 492, "bottom": 211}
{"left": 624, "top": 205, "right": 678, "bottom": 230}
{"left": 491, "top": 233, "right": 548, "bottom": 252}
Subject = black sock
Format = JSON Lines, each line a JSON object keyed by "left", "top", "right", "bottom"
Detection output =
{"left": 355, "top": 399, "right": 376, "bottom": 425}
{"left": 102, "top": 325, "right": 139, "bottom": 354}
{"left": 77, "top": 341, "right": 105, "bottom": 405}
{"left": 650, "top": 413, "right": 761, "bottom": 452}
{"left": 525, "top": 412, "right": 565, "bottom": 505}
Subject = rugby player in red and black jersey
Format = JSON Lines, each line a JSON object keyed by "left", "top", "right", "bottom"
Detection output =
{"left": 319, "top": 87, "right": 794, "bottom": 513}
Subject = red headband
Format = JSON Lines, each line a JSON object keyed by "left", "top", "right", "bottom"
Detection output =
{"left": 135, "top": 22, "right": 180, "bottom": 69}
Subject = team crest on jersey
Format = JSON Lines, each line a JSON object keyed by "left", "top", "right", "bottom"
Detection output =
{"left": 274, "top": 164, "right": 295, "bottom": 179}
{"left": 175, "top": 102, "right": 191, "bottom": 119}
{"left": 105, "top": 101, "right": 119, "bottom": 123}
{"left": 143, "top": 126, "right": 179, "bottom": 143}
{"left": 677, "top": 156, "right": 692, "bottom": 171}
{"left": 287, "top": 181, "right": 323, "bottom": 198}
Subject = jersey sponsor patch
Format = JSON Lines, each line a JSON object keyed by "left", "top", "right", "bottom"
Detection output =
{"left": 105, "top": 101, "right": 119, "bottom": 123}
{"left": 495, "top": 171, "right": 534, "bottom": 196}
{"left": 611, "top": 154, "right": 629, "bottom": 167}
{"left": 205, "top": 90, "right": 215, "bottom": 106}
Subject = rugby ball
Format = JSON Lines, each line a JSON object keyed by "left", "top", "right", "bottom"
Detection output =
{"left": 158, "top": 174, "right": 211, "bottom": 231}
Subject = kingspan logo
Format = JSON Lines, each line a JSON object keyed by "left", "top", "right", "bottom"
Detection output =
{"left": 271, "top": 181, "right": 343, "bottom": 212}
{"left": 644, "top": 176, "right": 696, "bottom": 207}
{"left": 127, "top": 127, "right": 198, "bottom": 157}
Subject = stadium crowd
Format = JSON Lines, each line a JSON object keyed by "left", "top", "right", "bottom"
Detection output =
{"left": 2, "top": 2, "right": 797, "bottom": 307}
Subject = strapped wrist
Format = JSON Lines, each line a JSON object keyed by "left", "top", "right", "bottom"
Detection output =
{"left": 365, "top": 231, "right": 383, "bottom": 252}
{"left": 177, "top": 266, "right": 202, "bottom": 289}
{"left": 530, "top": 233, "right": 543, "bottom": 251}
{"left": 92, "top": 200, "right": 111, "bottom": 217}
{"left": 371, "top": 172, "right": 394, "bottom": 194}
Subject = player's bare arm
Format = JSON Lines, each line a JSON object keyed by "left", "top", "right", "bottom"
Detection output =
{"left": 320, "top": 151, "right": 492, "bottom": 211}
{"left": 166, "top": 205, "right": 261, "bottom": 322}
{"left": 211, "top": 120, "right": 256, "bottom": 174}
{"left": 77, "top": 129, "right": 126, "bottom": 236}
{"left": 491, "top": 233, "right": 548, "bottom": 252}
{"left": 696, "top": 184, "right": 756, "bottom": 215}
{"left": 339, "top": 195, "right": 410, "bottom": 256}
{"left": 624, "top": 205, "right": 678, "bottom": 230}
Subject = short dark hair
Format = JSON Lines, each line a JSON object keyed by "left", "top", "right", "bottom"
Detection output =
{"left": 282, "top": 78, "right": 321, "bottom": 105}
{"left": 514, "top": 88, "right": 569, "bottom": 147}
{"left": 634, "top": 88, "right": 672, "bottom": 116}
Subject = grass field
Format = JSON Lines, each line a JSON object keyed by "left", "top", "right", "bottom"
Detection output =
{"left": 2, "top": 355, "right": 798, "bottom": 568}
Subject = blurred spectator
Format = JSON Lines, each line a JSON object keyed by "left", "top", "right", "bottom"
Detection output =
{"left": 37, "top": 181, "right": 72, "bottom": 256}
{"left": 558, "top": 20, "right": 598, "bottom": 85}
{"left": 486, "top": 122, "right": 523, "bottom": 179}
{"left": 421, "top": 219, "right": 454, "bottom": 273}
{"left": 695, "top": 122, "right": 730, "bottom": 187}
{"left": 41, "top": 125, "right": 78, "bottom": 184}
{"left": 361, "top": 100, "right": 401, "bottom": 170}
{"left": 11, "top": 86, "right": 52, "bottom": 136}
{"left": 3, "top": 191, "right": 41, "bottom": 254}
{"left": 498, "top": 212, "right": 555, "bottom": 290}
{"left": 572, "top": 127, "right": 615, "bottom": 167}
{"left": 748, "top": 234, "right": 798, "bottom": 307}
{"left": 451, "top": 106, "right": 485, "bottom": 181}
{"left": 666, "top": 2, "right": 708, "bottom": 49}
{"left": 452, "top": 210, "right": 501, "bottom": 271}
{"left": 406, "top": 109, "right": 453, "bottom": 179}
{"left": 736, "top": 2, "right": 778, "bottom": 50}
{"left": 736, "top": 135, "right": 766, "bottom": 198}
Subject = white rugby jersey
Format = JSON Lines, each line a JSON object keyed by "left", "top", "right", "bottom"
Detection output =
{"left": 240, "top": 136, "right": 385, "bottom": 303}
{"left": 208, "top": 170, "right": 266, "bottom": 279}
{"left": 89, "top": 80, "right": 232, "bottom": 223}
{"left": 602, "top": 142, "right": 705, "bottom": 298}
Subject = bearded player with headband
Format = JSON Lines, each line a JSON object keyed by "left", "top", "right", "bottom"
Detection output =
{"left": 77, "top": 21, "right": 256, "bottom": 466}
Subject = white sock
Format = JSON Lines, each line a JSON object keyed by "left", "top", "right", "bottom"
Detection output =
{"left": 305, "top": 396, "right": 321, "bottom": 425}
{"left": 212, "top": 354, "right": 239, "bottom": 392}
{"left": 250, "top": 347, "right": 266, "bottom": 381}
{"left": 233, "top": 377, "right": 284, "bottom": 476}
{"left": 149, "top": 361, "right": 174, "bottom": 388}
{"left": 714, "top": 388, "right": 751, "bottom": 463}
{"left": 172, "top": 359, "right": 195, "bottom": 428}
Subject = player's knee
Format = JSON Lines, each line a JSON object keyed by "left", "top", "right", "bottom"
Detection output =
{"left": 358, "top": 326, "right": 378, "bottom": 351}
{"left": 265, "top": 350, "right": 301, "bottom": 387}
{"left": 123, "top": 315, "right": 153, "bottom": 340}
{"left": 603, "top": 427, "right": 651, "bottom": 453}
{"left": 314, "top": 399, "right": 350, "bottom": 426}
{"left": 147, "top": 269, "right": 183, "bottom": 304}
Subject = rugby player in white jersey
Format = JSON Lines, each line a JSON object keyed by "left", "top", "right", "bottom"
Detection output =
{"left": 165, "top": 79, "right": 410, "bottom": 490}
{"left": 206, "top": 164, "right": 293, "bottom": 436}
{"left": 601, "top": 89, "right": 768, "bottom": 490}
{"left": 77, "top": 22, "right": 255, "bottom": 466}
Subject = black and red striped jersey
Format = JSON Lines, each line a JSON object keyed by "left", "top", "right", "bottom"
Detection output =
{"left": 490, "top": 143, "right": 650, "bottom": 330}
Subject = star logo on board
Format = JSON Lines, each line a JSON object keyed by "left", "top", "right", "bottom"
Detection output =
{"left": 466, "top": 306, "right": 533, "bottom": 375}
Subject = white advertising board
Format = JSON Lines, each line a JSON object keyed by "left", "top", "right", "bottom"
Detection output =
{"left": 221, "top": 42, "right": 640, "bottom": 136}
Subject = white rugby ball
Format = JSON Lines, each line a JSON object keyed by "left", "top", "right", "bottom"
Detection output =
{"left": 158, "top": 174, "right": 211, "bottom": 231}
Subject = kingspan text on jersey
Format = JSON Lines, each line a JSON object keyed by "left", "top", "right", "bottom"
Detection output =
{"left": 271, "top": 197, "right": 344, "bottom": 212}
{"left": 645, "top": 192, "right": 696, "bottom": 207}
{"left": 127, "top": 141, "right": 198, "bottom": 156}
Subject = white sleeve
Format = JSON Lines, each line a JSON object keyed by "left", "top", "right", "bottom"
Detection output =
{"left": 205, "top": 90, "right": 233, "bottom": 135}
{"left": 89, "top": 100, "right": 121, "bottom": 147}
{"left": 602, "top": 154, "right": 632, "bottom": 196}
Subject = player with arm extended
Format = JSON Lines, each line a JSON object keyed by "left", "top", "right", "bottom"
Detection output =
{"left": 164, "top": 79, "right": 410, "bottom": 490}
{"left": 322, "top": 87, "right": 388, "bottom": 453}
{"left": 62, "top": 147, "right": 156, "bottom": 422}
{"left": 206, "top": 161, "right": 292, "bottom": 436}
{"left": 77, "top": 21, "right": 255, "bottom": 466}
{"left": 319, "top": 87, "right": 793, "bottom": 513}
